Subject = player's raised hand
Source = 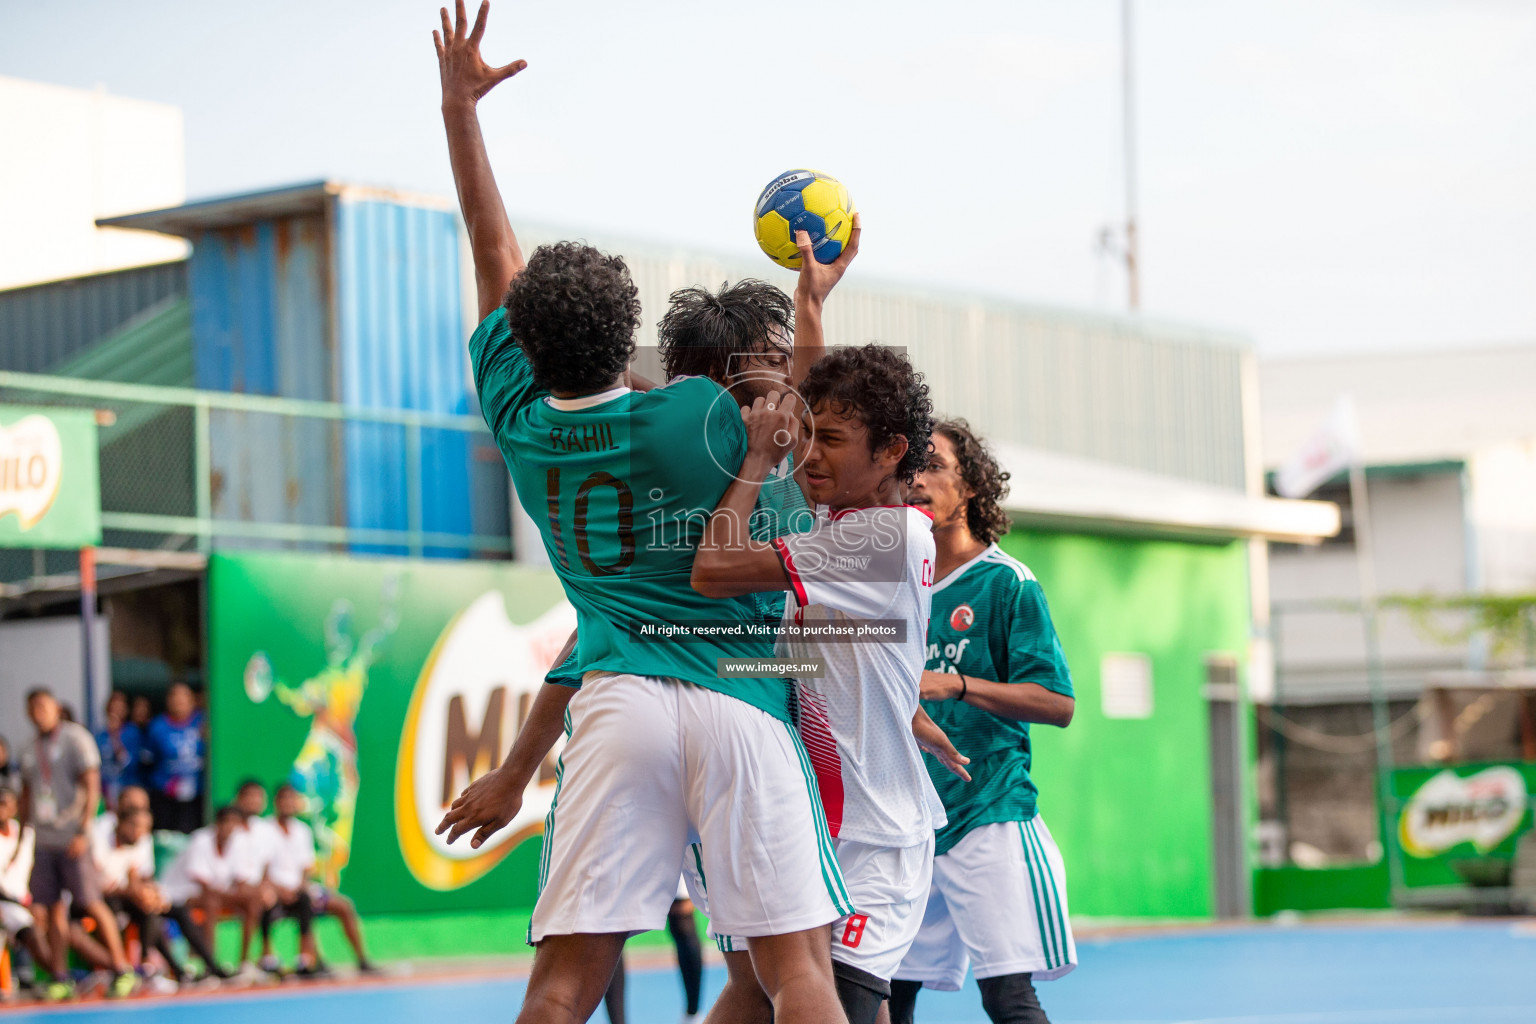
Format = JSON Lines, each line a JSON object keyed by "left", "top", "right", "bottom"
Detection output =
{"left": 434, "top": 0, "right": 527, "bottom": 106}
{"left": 741, "top": 390, "right": 804, "bottom": 463}
{"left": 436, "top": 763, "right": 524, "bottom": 848}
{"left": 913, "top": 707, "right": 972, "bottom": 782}
{"left": 794, "top": 212, "right": 861, "bottom": 309}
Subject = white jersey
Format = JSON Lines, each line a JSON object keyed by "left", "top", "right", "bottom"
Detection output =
{"left": 91, "top": 814, "right": 154, "bottom": 883}
{"left": 264, "top": 817, "right": 317, "bottom": 890}
{"left": 161, "top": 826, "right": 241, "bottom": 904}
{"left": 773, "top": 504, "right": 946, "bottom": 847}
{"left": 0, "top": 821, "right": 34, "bottom": 902}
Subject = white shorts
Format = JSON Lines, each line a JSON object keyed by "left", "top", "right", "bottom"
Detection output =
{"left": 530, "top": 673, "right": 851, "bottom": 943}
{"left": 895, "top": 817, "right": 1076, "bottom": 990}
{"left": 697, "top": 834, "right": 933, "bottom": 983}
{"left": 1, "top": 900, "right": 31, "bottom": 937}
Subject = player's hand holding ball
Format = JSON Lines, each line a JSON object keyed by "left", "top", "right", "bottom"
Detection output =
{"left": 753, "top": 169, "right": 862, "bottom": 310}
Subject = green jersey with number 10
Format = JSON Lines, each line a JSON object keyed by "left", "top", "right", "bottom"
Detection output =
{"left": 470, "top": 310, "right": 789, "bottom": 721}
{"left": 921, "top": 543, "right": 1074, "bottom": 854}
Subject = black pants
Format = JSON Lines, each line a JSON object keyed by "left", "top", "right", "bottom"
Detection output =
{"left": 604, "top": 901, "right": 704, "bottom": 1024}
{"left": 166, "top": 902, "right": 225, "bottom": 976}
{"left": 890, "top": 973, "right": 1051, "bottom": 1024}
{"left": 103, "top": 895, "right": 195, "bottom": 982}
{"left": 261, "top": 890, "right": 316, "bottom": 942}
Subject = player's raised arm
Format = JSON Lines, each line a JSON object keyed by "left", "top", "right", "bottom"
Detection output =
{"left": 435, "top": 0, "right": 528, "bottom": 320}
{"left": 790, "top": 213, "right": 860, "bottom": 385}
{"left": 692, "top": 392, "right": 805, "bottom": 598}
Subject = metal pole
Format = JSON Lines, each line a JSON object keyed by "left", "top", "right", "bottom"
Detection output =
{"left": 1122, "top": 0, "right": 1141, "bottom": 310}
{"left": 79, "top": 546, "right": 99, "bottom": 732}
{"left": 1350, "top": 462, "right": 1403, "bottom": 899}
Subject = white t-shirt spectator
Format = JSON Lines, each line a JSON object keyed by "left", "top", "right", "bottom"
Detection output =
{"left": 0, "top": 819, "right": 34, "bottom": 902}
{"left": 160, "top": 826, "right": 241, "bottom": 905}
{"left": 90, "top": 813, "right": 154, "bottom": 884}
{"left": 264, "top": 817, "right": 317, "bottom": 891}
{"left": 232, "top": 816, "right": 281, "bottom": 886}
{"left": 90, "top": 826, "right": 150, "bottom": 893}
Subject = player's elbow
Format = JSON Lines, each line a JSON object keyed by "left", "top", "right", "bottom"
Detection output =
{"left": 1052, "top": 696, "right": 1076, "bottom": 728}
{"left": 690, "top": 560, "right": 732, "bottom": 599}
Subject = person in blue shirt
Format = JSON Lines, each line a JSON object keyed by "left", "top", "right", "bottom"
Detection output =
{"left": 144, "top": 683, "right": 206, "bottom": 833}
{"left": 94, "top": 691, "right": 144, "bottom": 812}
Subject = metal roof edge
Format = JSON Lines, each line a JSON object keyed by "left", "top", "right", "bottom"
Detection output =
{"left": 994, "top": 442, "right": 1340, "bottom": 543}
{"left": 98, "top": 180, "right": 453, "bottom": 237}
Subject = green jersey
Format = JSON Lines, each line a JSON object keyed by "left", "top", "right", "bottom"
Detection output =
{"left": 545, "top": 451, "right": 812, "bottom": 688}
{"left": 921, "top": 543, "right": 1073, "bottom": 855}
{"left": 470, "top": 310, "right": 789, "bottom": 720}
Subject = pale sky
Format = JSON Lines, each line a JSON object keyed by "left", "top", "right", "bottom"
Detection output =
{"left": 3, "top": 0, "right": 1533, "bottom": 356}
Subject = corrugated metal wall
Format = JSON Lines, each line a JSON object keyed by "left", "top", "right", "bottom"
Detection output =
{"left": 0, "top": 260, "right": 187, "bottom": 373}
{"left": 518, "top": 227, "right": 1250, "bottom": 491}
{"left": 334, "top": 198, "right": 473, "bottom": 554}
{"left": 187, "top": 215, "right": 337, "bottom": 536}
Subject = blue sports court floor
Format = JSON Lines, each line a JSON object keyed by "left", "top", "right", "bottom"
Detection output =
{"left": 7, "top": 920, "right": 1534, "bottom": 1023}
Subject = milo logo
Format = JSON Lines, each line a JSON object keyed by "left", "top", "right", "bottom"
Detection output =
{"left": 1398, "top": 766, "right": 1529, "bottom": 858}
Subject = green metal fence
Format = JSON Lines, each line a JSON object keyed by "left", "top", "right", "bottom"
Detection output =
{"left": 0, "top": 370, "right": 510, "bottom": 586}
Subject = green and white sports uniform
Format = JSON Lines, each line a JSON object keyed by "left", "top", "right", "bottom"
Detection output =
{"left": 471, "top": 310, "right": 846, "bottom": 942}
{"left": 543, "top": 450, "right": 812, "bottom": 688}
{"left": 895, "top": 544, "right": 1077, "bottom": 989}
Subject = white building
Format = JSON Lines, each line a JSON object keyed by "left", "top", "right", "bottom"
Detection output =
{"left": 0, "top": 76, "right": 187, "bottom": 290}
{"left": 1262, "top": 345, "right": 1536, "bottom": 703}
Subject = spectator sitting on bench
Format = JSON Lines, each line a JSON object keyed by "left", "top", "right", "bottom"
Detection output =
{"left": 91, "top": 807, "right": 223, "bottom": 990}
{"left": 0, "top": 786, "right": 45, "bottom": 988}
{"left": 159, "top": 806, "right": 264, "bottom": 982}
{"left": 233, "top": 780, "right": 317, "bottom": 976}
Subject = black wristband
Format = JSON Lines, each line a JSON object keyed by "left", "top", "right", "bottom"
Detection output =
{"left": 957, "top": 673, "right": 968, "bottom": 701}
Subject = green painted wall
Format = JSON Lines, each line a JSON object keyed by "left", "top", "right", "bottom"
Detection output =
{"left": 999, "top": 530, "right": 1252, "bottom": 919}
{"left": 1253, "top": 863, "right": 1390, "bottom": 915}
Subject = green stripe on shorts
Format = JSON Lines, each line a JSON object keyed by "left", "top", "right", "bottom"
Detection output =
{"left": 1027, "top": 819, "right": 1070, "bottom": 968}
{"left": 1018, "top": 821, "right": 1060, "bottom": 969}
{"left": 783, "top": 721, "right": 854, "bottom": 916}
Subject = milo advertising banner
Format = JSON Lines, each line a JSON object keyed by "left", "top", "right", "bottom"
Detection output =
{"left": 0, "top": 404, "right": 100, "bottom": 548}
{"left": 1388, "top": 762, "right": 1536, "bottom": 889}
{"left": 208, "top": 551, "right": 574, "bottom": 914}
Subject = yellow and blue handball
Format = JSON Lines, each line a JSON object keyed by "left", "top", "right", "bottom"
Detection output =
{"left": 753, "top": 169, "right": 855, "bottom": 269}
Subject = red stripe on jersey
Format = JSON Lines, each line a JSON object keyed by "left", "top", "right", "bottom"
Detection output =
{"left": 796, "top": 687, "right": 844, "bottom": 838}
{"left": 774, "top": 538, "right": 809, "bottom": 608}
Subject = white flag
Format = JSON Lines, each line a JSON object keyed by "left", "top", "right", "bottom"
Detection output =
{"left": 1274, "top": 395, "right": 1360, "bottom": 499}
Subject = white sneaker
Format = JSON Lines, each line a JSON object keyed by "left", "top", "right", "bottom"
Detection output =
{"left": 233, "top": 962, "right": 268, "bottom": 984}
{"left": 681, "top": 1015, "right": 703, "bottom": 1024}
{"left": 143, "top": 975, "right": 179, "bottom": 995}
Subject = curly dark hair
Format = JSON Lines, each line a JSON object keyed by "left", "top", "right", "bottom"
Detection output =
{"left": 503, "top": 242, "right": 641, "bottom": 394}
{"left": 657, "top": 280, "right": 794, "bottom": 382}
{"left": 935, "top": 418, "right": 1012, "bottom": 544}
{"left": 801, "top": 344, "right": 933, "bottom": 485}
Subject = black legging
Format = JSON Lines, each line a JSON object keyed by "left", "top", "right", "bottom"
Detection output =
{"left": 890, "top": 973, "right": 1051, "bottom": 1024}
{"left": 165, "top": 902, "right": 225, "bottom": 976}
{"left": 261, "top": 890, "right": 316, "bottom": 942}
{"left": 667, "top": 901, "right": 704, "bottom": 1015}
{"left": 104, "top": 896, "right": 190, "bottom": 981}
{"left": 603, "top": 900, "right": 705, "bottom": 1024}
